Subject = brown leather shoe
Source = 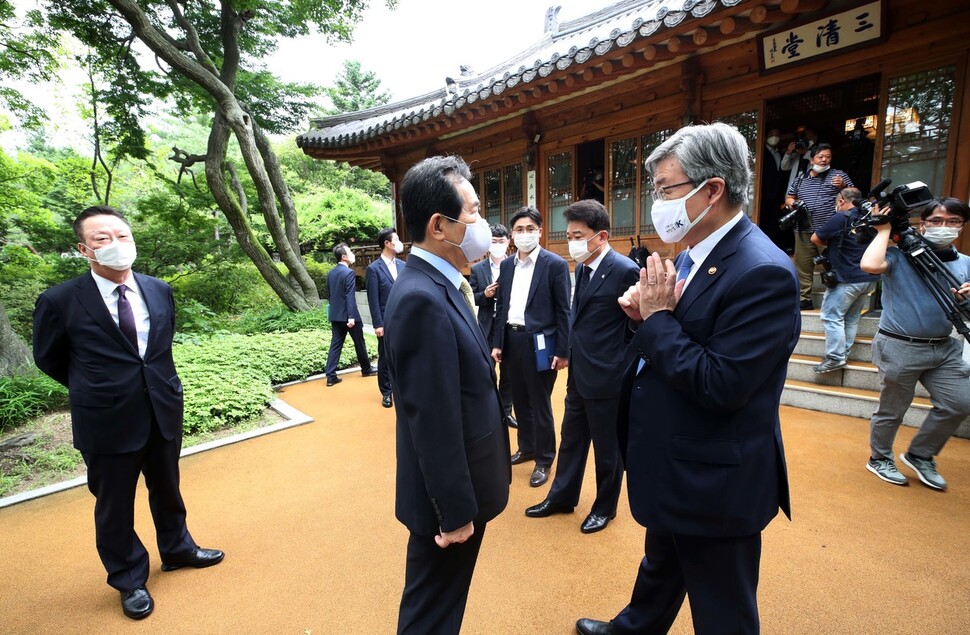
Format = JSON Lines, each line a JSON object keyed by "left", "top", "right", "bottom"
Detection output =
{"left": 529, "top": 465, "right": 549, "bottom": 487}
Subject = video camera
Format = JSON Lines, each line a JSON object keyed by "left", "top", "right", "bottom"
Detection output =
{"left": 849, "top": 178, "right": 935, "bottom": 242}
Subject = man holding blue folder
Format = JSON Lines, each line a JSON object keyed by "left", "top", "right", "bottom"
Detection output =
{"left": 491, "top": 206, "right": 571, "bottom": 487}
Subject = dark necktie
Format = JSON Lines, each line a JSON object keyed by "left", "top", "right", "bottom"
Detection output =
{"left": 116, "top": 284, "right": 139, "bottom": 351}
{"left": 576, "top": 266, "right": 592, "bottom": 300}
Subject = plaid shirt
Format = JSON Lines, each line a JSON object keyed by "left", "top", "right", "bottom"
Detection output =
{"left": 787, "top": 169, "right": 854, "bottom": 231}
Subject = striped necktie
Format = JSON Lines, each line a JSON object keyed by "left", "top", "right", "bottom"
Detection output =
{"left": 459, "top": 279, "right": 477, "bottom": 317}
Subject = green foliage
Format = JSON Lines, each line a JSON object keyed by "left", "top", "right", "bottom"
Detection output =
{"left": 0, "top": 5, "right": 59, "bottom": 128}
{"left": 0, "top": 371, "right": 68, "bottom": 433}
{"left": 232, "top": 304, "right": 331, "bottom": 334}
{"left": 297, "top": 188, "right": 393, "bottom": 255}
{"left": 276, "top": 142, "right": 391, "bottom": 201}
{"left": 170, "top": 262, "right": 281, "bottom": 315}
{"left": 0, "top": 244, "right": 55, "bottom": 340}
{"left": 173, "top": 330, "right": 376, "bottom": 434}
{"left": 325, "top": 59, "right": 392, "bottom": 114}
{"left": 303, "top": 258, "right": 335, "bottom": 300}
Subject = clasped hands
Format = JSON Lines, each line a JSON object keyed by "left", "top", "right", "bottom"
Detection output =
{"left": 618, "top": 252, "right": 684, "bottom": 322}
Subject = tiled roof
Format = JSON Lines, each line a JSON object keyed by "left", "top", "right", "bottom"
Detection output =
{"left": 297, "top": 0, "right": 745, "bottom": 151}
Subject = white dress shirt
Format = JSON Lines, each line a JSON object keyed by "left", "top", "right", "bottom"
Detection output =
{"left": 381, "top": 254, "right": 398, "bottom": 280}
{"left": 90, "top": 269, "right": 150, "bottom": 357}
{"left": 679, "top": 211, "right": 745, "bottom": 290}
{"left": 507, "top": 246, "right": 540, "bottom": 326}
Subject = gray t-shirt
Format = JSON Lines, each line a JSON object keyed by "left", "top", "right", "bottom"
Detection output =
{"left": 879, "top": 246, "right": 970, "bottom": 338}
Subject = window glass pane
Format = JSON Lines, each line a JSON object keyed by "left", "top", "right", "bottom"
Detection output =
{"left": 882, "top": 65, "right": 955, "bottom": 197}
{"left": 503, "top": 164, "right": 523, "bottom": 226}
{"left": 639, "top": 129, "right": 674, "bottom": 234}
{"left": 484, "top": 169, "right": 502, "bottom": 226}
{"left": 547, "top": 151, "right": 573, "bottom": 239}
{"left": 717, "top": 110, "right": 759, "bottom": 216}
{"left": 609, "top": 137, "right": 637, "bottom": 236}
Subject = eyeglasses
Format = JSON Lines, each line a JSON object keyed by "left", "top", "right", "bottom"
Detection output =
{"left": 651, "top": 180, "right": 694, "bottom": 202}
{"left": 511, "top": 226, "right": 539, "bottom": 234}
{"left": 923, "top": 218, "right": 965, "bottom": 227}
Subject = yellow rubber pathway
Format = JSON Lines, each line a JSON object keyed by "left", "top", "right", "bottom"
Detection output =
{"left": 2, "top": 372, "right": 969, "bottom": 634}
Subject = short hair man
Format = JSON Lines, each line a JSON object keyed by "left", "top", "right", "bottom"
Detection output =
{"left": 33, "top": 206, "right": 223, "bottom": 621}
{"left": 810, "top": 187, "right": 879, "bottom": 373}
{"left": 577, "top": 123, "right": 799, "bottom": 635}
{"left": 365, "top": 227, "right": 406, "bottom": 407}
{"left": 786, "top": 143, "right": 854, "bottom": 309}
{"left": 860, "top": 197, "right": 970, "bottom": 490}
{"left": 383, "top": 155, "right": 510, "bottom": 634}
{"left": 491, "top": 206, "right": 571, "bottom": 488}
{"left": 525, "top": 199, "right": 639, "bottom": 534}
{"left": 324, "top": 243, "right": 377, "bottom": 386}
{"left": 469, "top": 223, "right": 515, "bottom": 426}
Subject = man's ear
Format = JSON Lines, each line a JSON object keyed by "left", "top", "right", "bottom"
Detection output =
{"left": 427, "top": 213, "right": 445, "bottom": 241}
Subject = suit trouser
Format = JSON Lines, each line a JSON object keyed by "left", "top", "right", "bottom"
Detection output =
{"left": 377, "top": 335, "right": 391, "bottom": 397}
{"left": 547, "top": 373, "right": 623, "bottom": 516}
{"left": 503, "top": 328, "right": 558, "bottom": 467}
{"left": 82, "top": 420, "right": 197, "bottom": 592}
{"left": 793, "top": 231, "right": 821, "bottom": 303}
{"left": 325, "top": 320, "right": 372, "bottom": 380}
{"left": 869, "top": 334, "right": 970, "bottom": 460}
{"left": 398, "top": 525, "right": 486, "bottom": 635}
{"left": 612, "top": 530, "right": 762, "bottom": 635}
{"left": 498, "top": 360, "right": 513, "bottom": 417}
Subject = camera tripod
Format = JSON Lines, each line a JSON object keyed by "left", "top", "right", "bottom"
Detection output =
{"left": 894, "top": 226, "right": 970, "bottom": 343}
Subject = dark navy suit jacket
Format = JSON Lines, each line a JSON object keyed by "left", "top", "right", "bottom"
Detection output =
{"left": 384, "top": 254, "right": 511, "bottom": 536}
{"left": 327, "top": 263, "right": 361, "bottom": 323}
{"left": 33, "top": 271, "right": 183, "bottom": 454}
{"left": 570, "top": 249, "right": 641, "bottom": 400}
{"left": 619, "top": 215, "right": 799, "bottom": 537}
{"left": 365, "top": 256, "right": 406, "bottom": 328}
{"left": 491, "top": 248, "right": 571, "bottom": 360}
{"left": 469, "top": 257, "right": 502, "bottom": 342}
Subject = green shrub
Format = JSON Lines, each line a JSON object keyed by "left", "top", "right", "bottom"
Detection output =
{"left": 171, "top": 262, "right": 279, "bottom": 315}
{"left": 231, "top": 304, "right": 331, "bottom": 334}
{"left": 175, "top": 297, "right": 227, "bottom": 336}
{"left": 174, "top": 329, "right": 376, "bottom": 434}
{"left": 303, "top": 258, "right": 334, "bottom": 300}
{"left": 0, "top": 245, "right": 56, "bottom": 341}
{"left": 0, "top": 371, "right": 69, "bottom": 433}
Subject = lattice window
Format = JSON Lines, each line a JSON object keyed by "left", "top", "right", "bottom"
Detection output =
{"left": 639, "top": 129, "right": 674, "bottom": 234}
{"left": 717, "top": 110, "right": 759, "bottom": 215}
{"left": 547, "top": 151, "right": 573, "bottom": 239}
{"left": 882, "top": 65, "right": 955, "bottom": 197}
{"left": 484, "top": 169, "right": 502, "bottom": 226}
{"left": 609, "top": 137, "right": 638, "bottom": 237}
{"left": 503, "top": 164, "right": 523, "bottom": 227}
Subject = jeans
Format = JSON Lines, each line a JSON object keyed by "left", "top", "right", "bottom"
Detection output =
{"left": 869, "top": 333, "right": 970, "bottom": 461}
{"left": 819, "top": 281, "right": 876, "bottom": 363}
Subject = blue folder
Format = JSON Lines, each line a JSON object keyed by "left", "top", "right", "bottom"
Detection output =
{"left": 533, "top": 332, "right": 556, "bottom": 371}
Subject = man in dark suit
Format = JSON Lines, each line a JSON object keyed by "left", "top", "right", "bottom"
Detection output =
{"left": 384, "top": 155, "right": 510, "bottom": 634}
{"left": 469, "top": 223, "right": 515, "bottom": 426}
{"left": 324, "top": 242, "right": 377, "bottom": 387}
{"left": 491, "top": 207, "right": 571, "bottom": 488}
{"left": 525, "top": 199, "right": 639, "bottom": 534}
{"left": 576, "top": 123, "right": 799, "bottom": 635}
{"left": 32, "top": 206, "right": 223, "bottom": 621}
{"left": 365, "top": 227, "right": 406, "bottom": 407}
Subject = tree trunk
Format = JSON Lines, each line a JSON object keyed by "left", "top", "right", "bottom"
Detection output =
{"left": 0, "top": 301, "right": 32, "bottom": 377}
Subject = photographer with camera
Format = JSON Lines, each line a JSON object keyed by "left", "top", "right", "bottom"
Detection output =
{"left": 860, "top": 197, "right": 970, "bottom": 490}
{"left": 786, "top": 143, "right": 854, "bottom": 309}
{"left": 809, "top": 188, "right": 879, "bottom": 373}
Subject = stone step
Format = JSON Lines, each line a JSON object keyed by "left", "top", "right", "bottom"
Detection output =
{"left": 782, "top": 379, "right": 970, "bottom": 439}
{"left": 799, "top": 312, "right": 880, "bottom": 338}
{"left": 793, "top": 332, "right": 872, "bottom": 362}
{"left": 788, "top": 354, "right": 929, "bottom": 398}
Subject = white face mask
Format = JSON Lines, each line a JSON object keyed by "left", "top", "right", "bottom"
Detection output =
{"left": 513, "top": 232, "right": 539, "bottom": 253}
{"left": 568, "top": 234, "right": 603, "bottom": 262}
{"left": 391, "top": 240, "right": 404, "bottom": 254}
{"left": 85, "top": 240, "right": 137, "bottom": 271}
{"left": 923, "top": 226, "right": 961, "bottom": 247}
{"left": 444, "top": 215, "right": 491, "bottom": 261}
{"left": 346, "top": 251, "right": 356, "bottom": 264}
{"left": 650, "top": 179, "right": 711, "bottom": 244}
{"left": 488, "top": 242, "right": 508, "bottom": 259}
{"left": 812, "top": 164, "right": 830, "bottom": 174}
{"left": 767, "top": 136, "right": 780, "bottom": 146}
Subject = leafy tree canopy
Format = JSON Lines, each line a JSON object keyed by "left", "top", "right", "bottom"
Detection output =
{"left": 0, "top": 2, "right": 60, "bottom": 128}
{"left": 326, "top": 59, "right": 391, "bottom": 114}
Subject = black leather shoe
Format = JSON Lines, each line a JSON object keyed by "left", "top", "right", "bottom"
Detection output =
{"left": 576, "top": 618, "right": 616, "bottom": 635}
{"left": 525, "top": 499, "right": 574, "bottom": 518}
{"left": 326, "top": 377, "right": 342, "bottom": 387}
{"left": 362, "top": 368, "right": 379, "bottom": 377}
{"left": 530, "top": 465, "right": 550, "bottom": 487}
{"left": 799, "top": 299, "right": 814, "bottom": 310}
{"left": 382, "top": 395, "right": 392, "bottom": 408}
{"left": 121, "top": 586, "right": 153, "bottom": 620}
{"left": 510, "top": 451, "right": 535, "bottom": 465}
{"left": 580, "top": 512, "right": 616, "bottom": 534}
{"left": 161, "top": 547, "right": 225, "bottom": 571}
{"left": 505, "top": 415, "right": 518, "bottom": 429}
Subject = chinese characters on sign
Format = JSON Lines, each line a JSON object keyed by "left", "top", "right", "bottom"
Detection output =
{"left": 761, "top": 1, "right": 882, "bottom": 71}
{"left": 527, "top": 169, "right": 537, "bottom": 207}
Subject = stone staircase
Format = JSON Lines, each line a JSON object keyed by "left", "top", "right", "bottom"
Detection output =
{"left": 782, "top": 298, "right": 970, "bottom": 439}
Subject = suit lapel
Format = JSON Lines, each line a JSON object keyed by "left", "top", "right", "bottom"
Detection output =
{"left": 74, "top": 273, "right": 137, "bottom": 354}
{"left": 576, "top": 249, "right": 613, "bottom": 316}
{"left": 526, "top": 249, "right": 548, "bottom": 306}
{"left": 135, "top": 273, "right": 163, "bottom": 357}
{"left": 674, "top": 217, "right": 751, "bottom": 318}
{"left": 411, "top": 257, "right": 492, "bottom": 361}
{"left": 380, "top": 258, "right": 394, "bottom": 282}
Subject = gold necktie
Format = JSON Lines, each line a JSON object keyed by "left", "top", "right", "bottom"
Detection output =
{"left": 459, "top": 279, "right": 478, "bottom": 317}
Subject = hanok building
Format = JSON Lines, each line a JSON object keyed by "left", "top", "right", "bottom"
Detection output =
{"left": 297, "top": 0, "right": 970, "bottom": 263}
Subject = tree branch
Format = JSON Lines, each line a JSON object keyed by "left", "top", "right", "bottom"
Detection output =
{"left": 166, "top": 0, "right": 219, "bottom": 76}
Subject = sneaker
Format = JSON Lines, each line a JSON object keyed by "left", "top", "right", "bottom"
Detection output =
{"left": 866, "top": 458, "right": 908, "bottom": 485}
{"left": 813, "top": 358, "right": 847, "bottom": 374}
{"left": 900, "top": 452, "right": 947, "bottom": 490}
